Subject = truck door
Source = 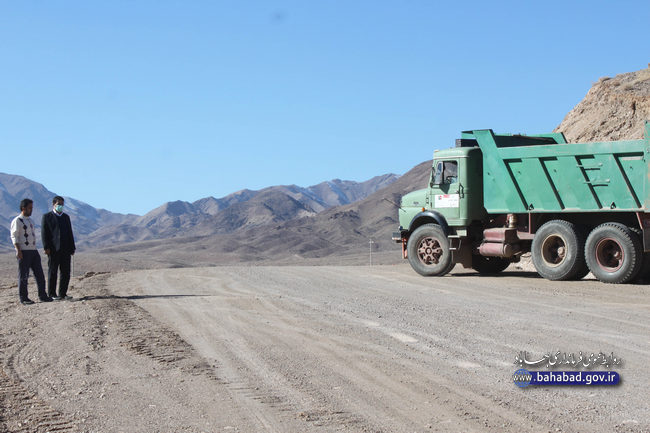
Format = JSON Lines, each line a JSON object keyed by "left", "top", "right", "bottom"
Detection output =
{"left": 431, "top": 159, "right": 460, "bottom": 220}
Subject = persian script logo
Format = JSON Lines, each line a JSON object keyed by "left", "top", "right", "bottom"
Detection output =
{"left": 514, "top": 351, "right": 622, "bottom": 369}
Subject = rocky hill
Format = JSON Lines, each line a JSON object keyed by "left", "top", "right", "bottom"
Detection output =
{"left": 555, "top": 66, "right": 650, "bottom": 142}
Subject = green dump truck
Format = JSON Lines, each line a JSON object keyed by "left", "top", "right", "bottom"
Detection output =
{"left": 393, "top": 121, "right": 650, "bottom": 283}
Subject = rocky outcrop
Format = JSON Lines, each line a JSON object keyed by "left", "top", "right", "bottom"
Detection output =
{"left": 555, "top": 66, "right": 650, "bottom": 142}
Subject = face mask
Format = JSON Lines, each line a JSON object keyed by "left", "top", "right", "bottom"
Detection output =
{"left": 55, "top": 204, "right": 64, "bottom": 213}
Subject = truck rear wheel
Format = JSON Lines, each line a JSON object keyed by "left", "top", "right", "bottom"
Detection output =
{"left": 627, "top": 227, "right": 650, "bottom": 283}
{"left": 585, "top": 223, "right": 642, "bottom": 284}
{"left": 532, "top": 220, "right": 587, "bottom": 281}
{"left": 472, "top": 256, "right": 511, "bottom": 274}
{"left": 407, "top": 224, "right": 454, "bottom": 276}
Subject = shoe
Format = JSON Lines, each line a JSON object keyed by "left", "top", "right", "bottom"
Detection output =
{"left": 39, "top": 297, "right": 53, "bottom": 302}
{"left": 51, "top": 296, "right": 62, "bottom": 301}
{"left": 62, "top": 295, "right": 73, "bottom": 300}
{"left": 20, "top": 299, "right": 35, "bottom": 305}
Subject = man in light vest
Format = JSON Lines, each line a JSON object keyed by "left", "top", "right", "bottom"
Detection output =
{"left": 10, "top": 198, "right": 51, "bottom": 304}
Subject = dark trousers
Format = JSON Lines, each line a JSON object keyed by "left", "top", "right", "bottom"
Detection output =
{"left": 48, "top": 250, "right": 72, "bottom": 298}
{"left": 18, "top": 250, "right": 47, "bottom": 301}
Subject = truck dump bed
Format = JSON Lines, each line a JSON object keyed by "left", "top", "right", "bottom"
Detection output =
{"left": 463, "top": 123, "right": 650, "bottom": 213}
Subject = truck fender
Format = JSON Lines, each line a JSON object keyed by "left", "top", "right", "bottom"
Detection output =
{"left": 408, "top": 211, "right": 450, "bottom": 236}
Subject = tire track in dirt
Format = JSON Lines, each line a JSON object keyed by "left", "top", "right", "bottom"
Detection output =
{"left": 183, "top": 270, "right": 513, "bottom": 431}
{"left": 120, "top": 270, "right": 378, "bottom": 433}
{"left": 0, "top": 368, "right": 76, "bottom": 433}
{"left": 79, "top": 273, "right": 223, "bottom": 383}
{"left": 74, "top": 272, "right": 286, "bottom": 432}
{"left": 0, "top": 284, "right": 77, "bottom": 433}
{"left": 238, "top": 290, "right": 569, "bottom": 432}
{"left": 219, "top": 296, "right": 535, "bottom": 433}
{"left": 1, "top": 273, "right": 240, "bottom": 432}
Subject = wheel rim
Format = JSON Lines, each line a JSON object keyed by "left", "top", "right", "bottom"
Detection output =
{"left": 595, "top": 237, "right": 624, "bottom": 272}
{"left": 417, "top": 237, "right": 443, "bottom": 265}
{"left": 541, "top": 234, "right": 567, "bottom": 267}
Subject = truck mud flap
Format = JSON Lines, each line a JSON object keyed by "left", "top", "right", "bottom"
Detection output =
{"left": 449, "top": 235, "right": 472, "bottom": 268}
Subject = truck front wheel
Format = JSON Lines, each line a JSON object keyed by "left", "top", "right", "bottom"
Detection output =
{"left": 407, "top": 224, "right": 454, "bottom": 276}
{"left": 532, "top": 220, "right": 587, "bottom": 281}
{"left": 585, "top": 223, "right": 642, "bottom": 284}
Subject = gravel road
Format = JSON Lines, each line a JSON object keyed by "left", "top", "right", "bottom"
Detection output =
{"left": 1, "top": 265, "right": 648, "bottom": 432}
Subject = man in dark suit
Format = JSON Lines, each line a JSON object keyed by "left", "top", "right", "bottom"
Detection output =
{"left": 41, "top": 195, "right": 76, "bottom": 300}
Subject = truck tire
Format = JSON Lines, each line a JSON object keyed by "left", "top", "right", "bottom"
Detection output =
{"left": 407, "top": 224, "right": 454, "bottom": 276}
{"left": 531, "top": 220, "right": 587, "bottom": 281}
{"left": 585, "top": 223, "right": 642, "bottom": 284}
{"left": 472, "top": 256, "right": 511, "bottom": 274}
{"left": 628, "top": 227, "right": 650, "bottom": 283}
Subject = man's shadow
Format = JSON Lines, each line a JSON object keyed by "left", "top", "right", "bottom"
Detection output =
{"left": 75, "top": 294, "right": 214, "bottom": 301}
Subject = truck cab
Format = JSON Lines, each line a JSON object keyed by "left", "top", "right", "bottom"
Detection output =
{"left": 397, "top": 145, "right": 484, "bottom": 236}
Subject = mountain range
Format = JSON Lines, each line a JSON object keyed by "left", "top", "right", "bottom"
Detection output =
{"left": 0, "top": 172, "right": 398, "bottom": 251}
{"left": 94, "top": 160, "right": 431, "bottom": 268}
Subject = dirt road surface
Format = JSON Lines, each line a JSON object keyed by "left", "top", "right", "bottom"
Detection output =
{"left": 1, "top": 265, "right": 648, "bottom": 432}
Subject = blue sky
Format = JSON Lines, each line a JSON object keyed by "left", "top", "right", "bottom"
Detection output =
{"left": 1, "top": 1, "right": 648, "bottom": 215}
